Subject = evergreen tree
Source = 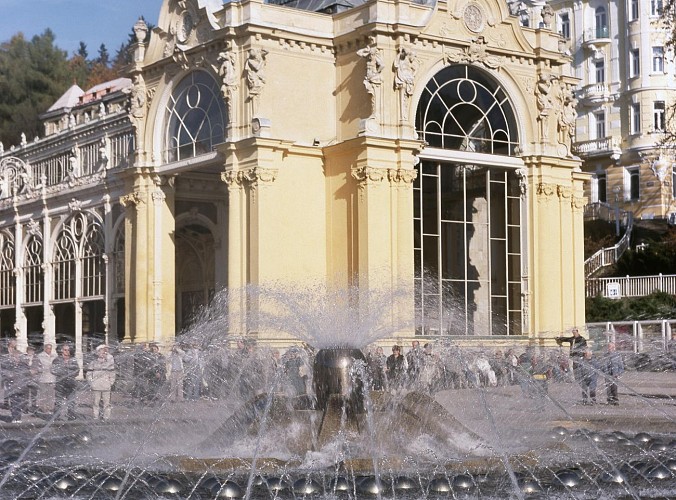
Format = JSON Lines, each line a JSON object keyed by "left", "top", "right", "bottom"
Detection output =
{"left": 0, "top": 30, "right": 70, "bottom": 148}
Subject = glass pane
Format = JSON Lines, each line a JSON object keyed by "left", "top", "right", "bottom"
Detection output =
{"left": 491, "top": 296, "right": 508, "bottom": 335}
{"left": 490, "top": 239, "right": 507, "bottom": 294}
{"left": 509, "top": 311, "right": 522, "bottom": 336}
{"left": 441, "top": 222, "right": 465, "bottom": 280}
{"left": 470, "top": 280, "right": 490, "bottom": 335}
{"left": 440, "top": 165, "right": 465, "bottom": 221}
{"left": 422, "top": 176, "right": 438, "bottom": 235}
{"left": 423, "top": 235, "right": 439, "bottom": 276}
{"left": 508, "top": 254, "right": 522, "bottom": 281}
{"left": 508, "top": 226, "right": 521, "bottom": 253}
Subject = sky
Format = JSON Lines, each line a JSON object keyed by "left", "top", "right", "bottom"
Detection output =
{"left": 0, "top": 0, "right": 165, "bottom": 57}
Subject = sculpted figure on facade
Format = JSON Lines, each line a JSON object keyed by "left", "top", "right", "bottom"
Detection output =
{"left": 130, "top": 75, "right": 146, "bottom": 119}
{"left": 535, "top": 73, "right": 556, "bottom": 141}
{"left": 357, "top": 37, "right": 385, "bottom": 119}
{"left": 217, "top": 44, "right": 238, "bottom": 123}
{"left": 393, "top": 46, "right": 420, "bottom": 121}
{"left": 540, "top": 4, "right": 554, "bottom": 28}
{"left": 245, "top": 48, "right": 268, "bottom": 114}
{"left": 557, "top": 86, "right": 578, "bottom": 154}
{"left": 445, "top": 36, "right": 503, "bottom": 70}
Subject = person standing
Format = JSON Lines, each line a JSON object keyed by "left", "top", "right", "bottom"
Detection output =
{"left": 86, "top": 345, "right": 116, "bottom": 421}
{"left": 24, "top": 345, "right": 40, "bottom": 413}
{"left": 578, "top": 349, "right": 599, "bottom": 405}
{"left": 51, "top": 344, "right": 80, "bottom": 420}
{"left": 36, "top": 343, "right": 57, "bottom": 414}
{"left": 601, "top": 342, "right": 624, "bottom": 405}
{"left": 1, "top": 340, "right": 29, "bottom": 423}
{"left": 386, "top": 345, "right": 406, "bottom": 390}
{"left": 147, "top": 343, "right": 166, "bottom": 404}
{"left": 555, "top": 328, "right": 587, "bottom": 382}
{"left": 182, "top": 343, "right": 202, "bottom": 401}
{"left": 406, "top": 340, "right": 423, "bottom": 388}
{"left": 167, "top": 344, "right": 185, "bottom": 402}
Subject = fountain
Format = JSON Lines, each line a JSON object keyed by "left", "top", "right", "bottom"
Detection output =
{"left": 0, "top": 284, "right": 673, "bottom": 499}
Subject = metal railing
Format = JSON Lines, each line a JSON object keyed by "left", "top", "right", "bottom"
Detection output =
{"left": 586, "top": 320, "right": 674, "bottom": 353}
{"left": 572, "top": 136, "right": 621, "bottom": 156}
{"left": 584, "top": 203, "right": 634, "bottom": 277}
{"left": 586, "top": 273, "right": 676, "bottom": 297}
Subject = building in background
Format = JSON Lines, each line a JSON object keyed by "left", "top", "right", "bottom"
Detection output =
{"left": 0, "top": 0, "right": 586, "bottom": 359}
{"left": 543, "top": 0, "right": 676, "bottom": 220}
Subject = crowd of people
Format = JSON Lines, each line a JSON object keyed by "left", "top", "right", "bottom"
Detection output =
{"left": 0, "top": 330, "right": 636, "bottom": 423}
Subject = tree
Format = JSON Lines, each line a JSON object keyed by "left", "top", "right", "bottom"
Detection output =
{"left": 0, "top": 30, "right": 70, "bottom": 148}
{"left": 96, "top": 43, "right": 110, "bottom": 67}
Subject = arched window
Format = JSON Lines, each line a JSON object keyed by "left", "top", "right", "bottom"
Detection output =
{"left": 595, "top": 7, "right": 608, "bottom": 38}
{"left": 53, "top": 232, "right": 76, "bottom": 301}
{"left": 165, "top": 71, "right": 227, "bottom": 162}
{"left": 413, "top": 65, "right": 523, "bottom": 337}
{"left": 23, "top": 236, "right": 43, "bottom": 304}
{"left": 416, "top": 65, "right": 519, "bottom": 156}
{"left": 0, "top": 231, "right": 14, "bottom": 307}
{"left": 53, "top": 212, "right": 105, "bottom": 301}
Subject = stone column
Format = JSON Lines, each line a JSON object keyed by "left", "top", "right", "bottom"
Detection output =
{"left": 42, "top": 210, "right": 55, "bottom": 347}
{"left": 13, "top": 217, "right": 26, "bottom": 349}
{"left": 222, "top": 170, "right": 246, "bottom": 336}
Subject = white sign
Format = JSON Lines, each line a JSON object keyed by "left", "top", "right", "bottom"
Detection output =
{"left": 606, "top": 282, "right": 621, "bottom": 299}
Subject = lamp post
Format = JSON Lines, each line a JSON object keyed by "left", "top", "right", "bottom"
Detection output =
{"left": 613, "top": 185, "right": 621, "bottom": 237}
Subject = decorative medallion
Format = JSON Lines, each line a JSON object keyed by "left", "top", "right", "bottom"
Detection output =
{"left": 463, "top": 3, "right": 485, "bottom": 33}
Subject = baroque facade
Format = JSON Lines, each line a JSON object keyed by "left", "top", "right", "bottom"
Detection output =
{"left": 545, "top": 0, "right": 676, "bottom": 219}
{"left": 0, "top": 0, "right": 586, "bottom": 357}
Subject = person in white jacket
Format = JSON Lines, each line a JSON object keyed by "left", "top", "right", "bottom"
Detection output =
{"left": 36, "top": 344, "right": 57, "bottom": 414}
{"left": 86, "top": 345, "right": 116, "bottom": 421}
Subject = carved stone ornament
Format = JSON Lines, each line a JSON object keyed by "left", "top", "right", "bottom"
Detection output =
{"left": 557, "top": 185, "right": 572, "bottom": 199}
{"left": 120, "top": 192, "right": 145, "bottom": 209}
{"left": 536, "top": 183, "right": 557, "bottom": 197}
{"left": 445, "top": 36, "right": 504, "bottom": 70}
{"left": 393, "top": 46, "right": 421, "bottom": 121}
{"left": 351, "top": 166, "right": 388, "bottom": 185}
{"left": 216, "top": 42, "right": 238, "bottom": 116}
{"left": 515, "top": 168, "right": 528, "bottom": 198}
{"left": 68, "top": 198, "right": 83, "bottom": 213}
{"left": 356, "top": 36, "right": 385, "bottom": 119}
{"left": 26, "top": 219, "right": 41, "bottom": 237}
{"left": 463, "top": 3, "right": 486, "bottom": 33}
{"left": 388, "top": 168, "right": 418, "bottom": 184}
{"left": 572, "top": 195, "right": 586, "bottom": 210}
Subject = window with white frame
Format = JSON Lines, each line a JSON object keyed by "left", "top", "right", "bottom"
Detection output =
{"left": 595, "top": 7, "right": 608, "bottom": 38}
{"left": 23, "top": 236, "right": 43, "bottom": 304}
{"left": 654, "top": 101, "right": 666, "bottom": 131}
{"left": 595, "top": 60, "right": 605, "bottom": 84}
{"left": 630, "top": 49, "right": 640, "bottom": 77}
{"left": 652, "top": 46, "right": 665, "bottom": 72}
{"left": 651, "top": 0, "right": 663, "bottom": 15}
{"left": 626, "top": 167, "right": 640, "bottom": 200}
{"left": 631, "top": 103, "right": 641, "bottom": 134}
{"left": 559, "top": 13, "right": 571, "bottom": 39}
{"left": 594, "top": 110, "right": 606, "bottom": 139}
{"left": 631, "top": 0, "right": 639, "bottom": 20}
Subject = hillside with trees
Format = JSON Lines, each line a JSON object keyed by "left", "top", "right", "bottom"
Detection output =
{"left": 0, "top": 23, "right": 150, "bottom": 149}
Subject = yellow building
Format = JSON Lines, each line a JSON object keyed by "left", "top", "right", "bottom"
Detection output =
{"left": 0, "top": 0, "right": 587, "bottom": 355}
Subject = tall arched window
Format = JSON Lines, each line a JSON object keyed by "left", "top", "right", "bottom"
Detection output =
{"left": 414, "top": 65, "right": 523, "bottom": 337}
{"left": 23, "top": 236, "right": 43, "bottom": 304}
{"left": 165, "top": 71, "right": 227, "bottom": 162}
{"left": 0, "top": 231, "right": 14, "bottom": 307}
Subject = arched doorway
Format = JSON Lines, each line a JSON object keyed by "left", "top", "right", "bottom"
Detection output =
{"left": 175, "top": 224, "right": 215, "bottom": 331}
{"left": 414, "top": 64, "right": 524, "bottom": 336}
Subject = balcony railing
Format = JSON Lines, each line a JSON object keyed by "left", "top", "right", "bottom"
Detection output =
{"left": 578, "top": 83, "right": 612, "bottom": 106}
{"left": 583, "top": 26, "right": 610, "bottom": 43}
{"left": 572, "top": 136, "right": 621, "bottom": 158}
{"left": 584, "top": 203, "right": 633, "bottom": 277}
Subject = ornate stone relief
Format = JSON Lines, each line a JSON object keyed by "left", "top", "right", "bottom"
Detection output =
{"left": 356, "top": 37, "right": 385, "bottom": 121}
{"left": 515, "top": 168, "right": 528, "bottom": 198}
{"left": 388, "top": 168, "right": 418, "bottom": 185}
{"left": 393, "top": 46, "right": 421, "bottom": 122}
{"left": 463, "top": 2, "right": 486, "bottom": 33}
{"left": 557, "top": 185, "right": 572, "bottom": 199}
{"left": 120, "top": 192, "right": 146, "bottom": 210}
{"left": 556, "top": 84, "right": 578, "bottom": 156}
{"left": 444, "top": 36, "right": 505, "bottom": 70}
{"left": 536, "top": 182, "right": 557, "bottom": 198}
{"left": 245, "top": 48, "right": 268, "bottom": 116}
{"left": 221, "top": 168, "right": 278, "bottom": 203}
{"left": 216, "top": 42, "right": 238, "bottom": 124}
{"left": 68, "top": 198, "right": 83, "bottom": 213}
{"left": 571, "top": 195, "right": 586, "bottom": 211}
{"left": 26, "top": 219, "right": 41, "bottom": 237}
{"left": 535, "top": 73, "right": 557, "bottom": 142}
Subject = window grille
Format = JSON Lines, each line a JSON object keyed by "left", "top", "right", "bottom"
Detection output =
{"left": 53, "top": 233, "right": 76, "bottom": 301}
{"left": 0, "top": 231, "right": 14, "bottom": 307}
{"left": 113, "top": 226, "right": 125, "bottom": 295}
{"left": 110, "top": 132, "right": 134, "bottom": 168}
{"left": 23, "top": 236, "right": 43, "bottom": 304}
{"left": 81, "top": 224, "right": 105, "bottom": 298}
{"left": 79, "top": 142, "right": 99, "bottom": 176}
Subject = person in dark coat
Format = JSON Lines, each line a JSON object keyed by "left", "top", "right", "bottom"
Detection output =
{"left": 555, "top": 328, "right": 587, "bottom": 382}
{"left": 601, "top": 342, "right": 624, "bottom": 405}
{"left": 386, "top": 345, "right": 406, "bottom": 390}
{"left": 51, "top": 344, "right": 80, "bottom": 420}
{"left": 147, "top": 343, "right": 166, "bottom": 403}
{"left": 1, "top": 340, "right": 30, "bottom": 423}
